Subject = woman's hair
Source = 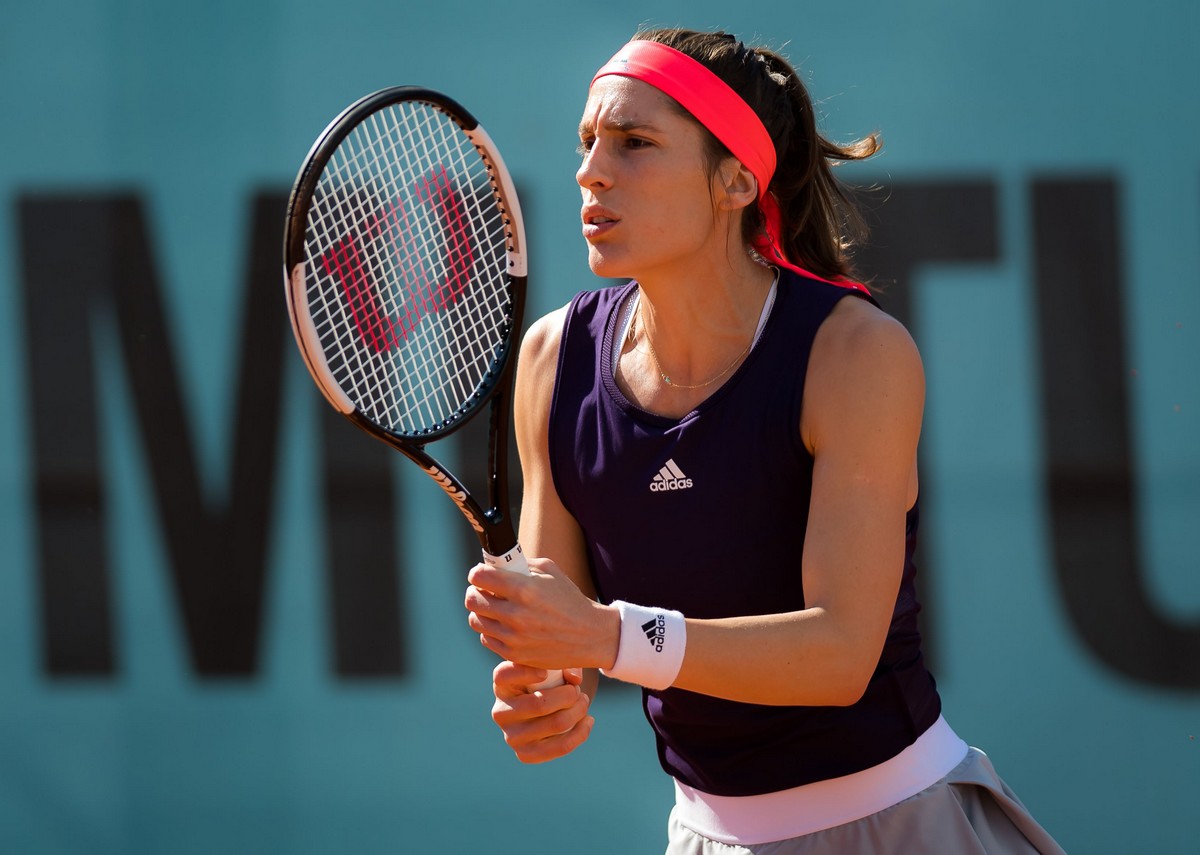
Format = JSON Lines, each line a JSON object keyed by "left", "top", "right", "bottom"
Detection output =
{"left": 633, "top": 27, "right": 879, "bottom": 282}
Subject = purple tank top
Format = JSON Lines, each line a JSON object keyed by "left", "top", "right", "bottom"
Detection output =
{"left": 548, "top": 270, "right": 941, "bottom": 796}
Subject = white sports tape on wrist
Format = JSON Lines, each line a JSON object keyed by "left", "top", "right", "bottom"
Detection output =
{"left": 601, "top": 601, "right": 687, "bottom": 690}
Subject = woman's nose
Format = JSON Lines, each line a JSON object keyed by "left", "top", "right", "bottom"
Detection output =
{"left": 576, "top": 144, "right": 611, "bottom": 190}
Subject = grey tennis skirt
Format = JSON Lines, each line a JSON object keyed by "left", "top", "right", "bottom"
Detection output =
{"left": 665, "top": 748, "right": 1066, "bottom": 855}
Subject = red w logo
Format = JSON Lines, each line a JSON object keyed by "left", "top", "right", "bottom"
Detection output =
{"left": 319, "top": 166, "right": 477, "bottom": 354}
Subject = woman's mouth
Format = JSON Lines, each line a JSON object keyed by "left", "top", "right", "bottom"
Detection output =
{"left": 582, "top": 208, "right": 619, "bottom": 238}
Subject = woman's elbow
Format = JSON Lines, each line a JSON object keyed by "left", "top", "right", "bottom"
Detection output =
{"left": 808, "top": 643, "right": 879, "bottom": 707}
{"left": 822, "top": 674, "right": 871, "bottom": 707}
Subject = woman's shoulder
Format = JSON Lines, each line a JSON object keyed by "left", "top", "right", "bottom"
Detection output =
{"left": 796, "top": 290, "right": 925, "bottom": 501}
{"left": 818, "top": 291, "right": 922, "bottom": 377}
{"left": 800, "top": 291, "right": 925, "bottom": 449}
{"left": 520, "top": 303, "right": 570, "bottom": 375}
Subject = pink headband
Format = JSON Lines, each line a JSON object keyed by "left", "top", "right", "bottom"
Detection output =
{"left": 591, "top": 39, "right": 867, "bottom": 293}
{"left": 591, "top": 40, "right": 776, "bottom": 202}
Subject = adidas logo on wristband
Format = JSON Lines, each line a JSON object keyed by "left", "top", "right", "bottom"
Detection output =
{"left": 603, "top": 601, "right": 687, "bottom": 690}
{"left": 641, "top": 616, "right": 666, "bottom": 653}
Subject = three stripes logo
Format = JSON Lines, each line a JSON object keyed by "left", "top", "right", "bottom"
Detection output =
{"left": 649, "top": 458, "right": 693, "bottom": 492}
{"left": 641, "top": 615, "right": 666, "bottom": 653}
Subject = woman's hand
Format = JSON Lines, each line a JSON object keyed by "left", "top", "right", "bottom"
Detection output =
{"left": 464, "top": 557, "right": 619, "bottom": 671}
{"left": 490, "top": 661, "right": 594, "bottom": 763}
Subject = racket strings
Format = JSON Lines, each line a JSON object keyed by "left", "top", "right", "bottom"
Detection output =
{"left": 318, "top": 114, "right": 490, "bottom": 423}
{"left": 303, "top": 100, "right": 514, "bottom": 435}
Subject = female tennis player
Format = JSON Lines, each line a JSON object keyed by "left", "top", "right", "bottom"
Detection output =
{"left": 464, "top": 28, "right": 1065, "bottom": 854}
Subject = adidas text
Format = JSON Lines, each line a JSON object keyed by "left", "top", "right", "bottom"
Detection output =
{"left": 650, "top": 459, "right": 693, "bottom": 492}
{"left": 650, "top": 478, "right": 693, "bottom": 492}
{"left": 641, "top": 615, "right": 666, "bottom": 653}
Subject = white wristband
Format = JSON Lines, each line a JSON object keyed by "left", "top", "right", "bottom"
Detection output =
{"left": 600, "top": 601, "right": 687, "bottom": 690}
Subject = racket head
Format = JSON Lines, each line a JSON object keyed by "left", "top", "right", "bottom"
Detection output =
{"left": 284, "top": 87, "right": 528, "bottom": 552}
{"left": 284, "top": 86, "right": 527, "bottom": 445}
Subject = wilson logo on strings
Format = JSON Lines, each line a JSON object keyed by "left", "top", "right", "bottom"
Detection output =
{"left": 319, "top": 166, "right": 476, "bottom": 354}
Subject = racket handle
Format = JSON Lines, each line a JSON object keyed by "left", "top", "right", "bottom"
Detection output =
{"left": 481, "top": 546, "right": 565, "bottom": 690}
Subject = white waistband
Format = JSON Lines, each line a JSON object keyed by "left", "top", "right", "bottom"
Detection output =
{"left": 672, "top": 716, "right": 968, "bottom": 845}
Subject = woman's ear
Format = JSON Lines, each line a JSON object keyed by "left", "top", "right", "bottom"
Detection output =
{"left": 715, "top": 158, "right": 759, "bottom": 212}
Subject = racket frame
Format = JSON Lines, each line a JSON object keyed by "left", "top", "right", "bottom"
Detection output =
{"left": 283, "top": 86, "right": 528, "bottom": 563}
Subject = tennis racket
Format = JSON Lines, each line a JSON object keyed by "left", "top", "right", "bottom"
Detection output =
{"left": 284, "top": 86, "right": 561, "bottom": 688}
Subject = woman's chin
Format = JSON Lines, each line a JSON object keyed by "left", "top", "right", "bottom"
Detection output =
{"left": 585, "top": 248, "right": 624, "bottom": 279}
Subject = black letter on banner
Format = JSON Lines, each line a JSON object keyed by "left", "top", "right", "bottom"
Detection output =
{"left": 18, "top": 193, "right": 286, "bottom": 675}
{"left": 18, "top": 192, "right": 407, "bottom": 677}
{"left": 19, "top": 200, "right": 117, "bottom": 674}
{"left": 1032, "top": 178, "right": 1200, "bottom": 688}
{"left": 321, "top": 404, "right": 406, "bottom": 677}
{"left": 854, "top": 179, "right": 1001, "bottom": 672}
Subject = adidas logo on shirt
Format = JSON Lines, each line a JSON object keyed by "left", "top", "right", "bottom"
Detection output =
{"left": 649, "top": 459, "right": 693, "bottom": 492}
{"left": 641, "top": 616, "right": 666, "bottom": 653}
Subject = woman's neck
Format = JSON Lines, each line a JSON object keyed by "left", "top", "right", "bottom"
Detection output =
{"left": 634, "top": 253, "right": 775, "bottom": 351}
{"left": 616, "top": 256, "right": 777, "bottom": 417}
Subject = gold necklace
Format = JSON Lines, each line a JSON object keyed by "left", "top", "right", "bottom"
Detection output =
{"left": 636, "top": 304, "right": 755, "bottom": 390}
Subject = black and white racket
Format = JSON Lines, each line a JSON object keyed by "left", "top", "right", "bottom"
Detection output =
{"left": 284, "top": 86, "right": 561, "bottom": 688}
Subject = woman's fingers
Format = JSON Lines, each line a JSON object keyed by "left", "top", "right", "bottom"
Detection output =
{"left": 488, "top": 661, "right": 594, "bottom": 763}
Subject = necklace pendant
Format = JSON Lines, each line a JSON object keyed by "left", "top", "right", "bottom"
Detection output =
{"left": 663, "top": 376, "right": 673, "bottom": 385}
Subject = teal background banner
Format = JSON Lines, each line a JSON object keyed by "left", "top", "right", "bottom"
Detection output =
{"left": 1, "top": 1, "right": 1197, "bottom": 852}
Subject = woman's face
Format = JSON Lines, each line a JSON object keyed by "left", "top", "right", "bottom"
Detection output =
{"left": 577, "top": 76, "right": 732, "bottom": 281}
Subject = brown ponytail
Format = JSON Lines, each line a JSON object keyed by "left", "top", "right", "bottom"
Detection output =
{"left": 632, "top": 28, "right": 880, "bottom": 282}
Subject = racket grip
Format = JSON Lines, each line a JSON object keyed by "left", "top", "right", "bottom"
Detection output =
{"left": 481, "top": 546, "right": 565, "bottom": 690}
